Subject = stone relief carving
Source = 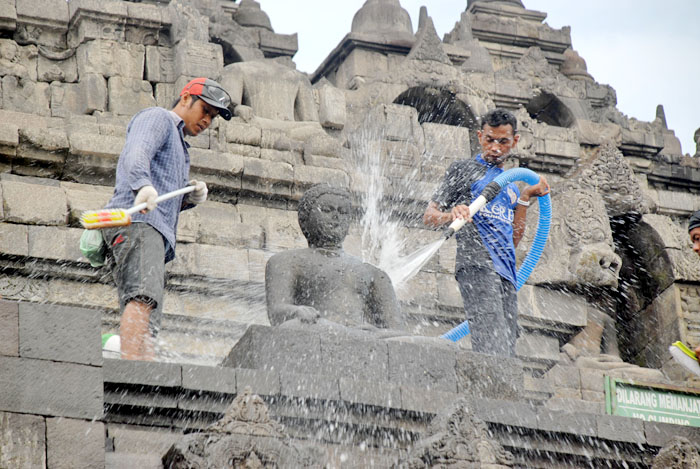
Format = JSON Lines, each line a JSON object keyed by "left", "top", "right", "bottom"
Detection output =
{"left": 651, "top": 436, "right": 700, "bottom": 469}
{"left": 565, "top": 141, "right": 648, "bottom": 217}
{"left": 679, "top": 285, "right": 700, "bottom": 348}
{"left": 398, "top": 397, "right": 513, "bottom": 467}
{"left": 162, "top": 388, "right": 321, "bottom": 468}
{"left": 219, "top": 59, "right": 319, "bottom": 123}
{"left": 517, "top": 188, "right": 621, "bottom": 288}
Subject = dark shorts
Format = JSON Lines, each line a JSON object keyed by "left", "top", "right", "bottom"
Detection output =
{"left": 456, "top": 266, "right": 518, "bottom": 357}
{"left": 103, "top": 222, "right": 165, "bottom": 336}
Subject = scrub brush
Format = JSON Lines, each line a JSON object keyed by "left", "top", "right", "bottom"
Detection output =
{"left": 80, "top": 186, "right": 195, "bottom": 229}
{"left": 669, "top": 341, "right": 700, "bottom": 377}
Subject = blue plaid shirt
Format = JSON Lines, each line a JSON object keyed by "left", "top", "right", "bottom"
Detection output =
{"left": 105, "top": 107, "right": 191, "bottom": 262}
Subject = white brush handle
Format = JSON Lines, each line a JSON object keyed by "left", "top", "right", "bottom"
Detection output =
{"left": 447, "top": 195, "right": 488, "bottom": 233}
{"left": 125, "top": 185, "right": 196, "bottom": 215}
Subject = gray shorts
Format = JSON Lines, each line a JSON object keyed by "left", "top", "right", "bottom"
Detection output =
{"left": 103, "top": 222, "right": 165, "bottom": 335}
{"left": 456, "top": 266, "right": 518, "bottom": 357}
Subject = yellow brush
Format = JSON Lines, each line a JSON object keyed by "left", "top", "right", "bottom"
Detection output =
{"left": 80, "top": 186, "right": 196, "bottom": 229}
{"left": 669, "top": 341, "right": 700, "bottom": 377}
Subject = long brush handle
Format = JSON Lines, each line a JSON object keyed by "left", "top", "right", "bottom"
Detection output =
{"left": 126, "top": 185, "right": 196, "bottom": 215}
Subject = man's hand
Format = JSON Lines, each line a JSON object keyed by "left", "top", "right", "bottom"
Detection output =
{"left": 188, "top": 180, "right": 208, "bottom": 205}
{"left": 135, "top": 185, "right": 158, "bottom": 213}
{"left": 451, "top": 204, "right": 472, "bottom": 223}
{"left": 521, "top": 176, "right": 550, "bottom": 200}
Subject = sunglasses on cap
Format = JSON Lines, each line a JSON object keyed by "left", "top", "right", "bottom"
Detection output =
{"left": 181, "top": 79, "right": 233, "bottom": 120}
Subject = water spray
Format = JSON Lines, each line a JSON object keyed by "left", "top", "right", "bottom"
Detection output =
{"left": 440, "top": 167, "right": 552, "bottom": 342}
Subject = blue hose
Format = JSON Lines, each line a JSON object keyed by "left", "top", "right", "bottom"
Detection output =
{"left": 440, "top": 167, "right": 552, "bottom": 342}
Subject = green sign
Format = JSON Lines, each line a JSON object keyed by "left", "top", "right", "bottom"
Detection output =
{"left": 605, "top": 377, "right": 700, "bottom": 427}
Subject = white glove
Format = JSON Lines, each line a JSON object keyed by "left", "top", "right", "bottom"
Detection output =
{"left": 134, "top": 185, "right": 158, "bottom": 213}
{"left": 188, "top": 180, "right": 208, "bottom": 205}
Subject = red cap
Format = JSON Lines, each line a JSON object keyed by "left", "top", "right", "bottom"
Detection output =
{"left": 180, "top": 77, "right": 232, "bottom": 120}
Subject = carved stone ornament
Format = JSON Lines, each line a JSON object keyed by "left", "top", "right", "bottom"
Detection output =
{"left": 208, "top": 387, "right": 286, "bottom": 437}
{"left": 162, "top": 388, "right": 321, "bottom": 468}
{"left": 567, "top": 141, "right": 647, "bottom": 217}
{"left": 651, "top": 436, "right": 700, "bottom": 469}
{"left": 398, "top": 398, "right": 513, "bottom": 467}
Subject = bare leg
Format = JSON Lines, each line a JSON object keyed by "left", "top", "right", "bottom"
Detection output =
{"left": 120, "top": 299, "right": 155, "bottom": 361}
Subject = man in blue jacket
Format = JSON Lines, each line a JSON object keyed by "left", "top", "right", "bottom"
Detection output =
{"left": 423, "top": 108, "right": 548, "bottom": 357}
{"left": 103, "top": 78, "right": 232, "bottom": 361}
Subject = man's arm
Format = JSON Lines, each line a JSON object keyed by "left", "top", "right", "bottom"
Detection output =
{"left": 121, "top": 110, "right": 170, "bottom": 192}
{"left": 423, "top": 201, "right": 473, "bottom": 228}
{"left": 512, "top": 176, "right": 550, "bottom": 247}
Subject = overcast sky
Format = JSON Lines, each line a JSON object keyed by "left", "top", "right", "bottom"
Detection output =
{"left": 261, "top": 0, "right": 700, "bottom": 156}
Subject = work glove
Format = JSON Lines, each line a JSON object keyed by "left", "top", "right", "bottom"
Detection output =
{"left": 188, "top": 180, "right": 208, "bottom": 205}
{"left": 134, "top": 185, "right": 158, "bottom": 213}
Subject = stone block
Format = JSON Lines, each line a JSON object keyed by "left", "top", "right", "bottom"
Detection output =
{"left": 579, "top": 368, "right": 606, "bottom": 393}
{"left": 260, "top": 129, "right": 304, "bottom": 153}
{"left": 61, "top": 181, "right": 113, "bottom": 223}
{"left": 575, "top": 120, "right": 621, "bottom": 146}
{"left": 106, "top": 424, "right": 182, "bottom": 460}
{"left": 47, "top": 417, "right": 104, "bottom": 469}
{"left": 536, "top": 409, "right": 597, "bottom": 437}
{"left": 293, "top": 165, "right": 349, "bottom": 198}
{"left": 545, "top": 397, "right": 604, "bottom": 414}
{"left": 227, "top": 142, "right": 261, "bottom": 158}
{"left": 0, "top": 121, "right": 18, "bottom": 157}
{"left": 316, "top": 82, "right": 346, "bottom": 130}
{"left": 67, "top": 0, "right": 129, "bottom": 48}
{"left": 0, "top": 222, "right": 28, "bottom": 255}
{"left": 303, "top": 154, "right": 348, "bottom": 172}
{"left": 145, "top": 45, "right": 176, "bottom": 83}
{"left": 223, "top": 120, "right": 262, "bottom": 146}
{"left": 517, "top": 285, "right": 588, "bottom": 329}
{"left": 103, "top": 358, "right": 182, "bottom": 388}
{"left": 455, "top": 351, "right": 523, "bottom": 400}
{"left": 15, "top": 0, "right": 69, "bottom": 47}
{"left": 0, "top": 39, "right": 38, "bottom": 82}
{"left": 472, "top": 398, "right": 538, "bottom": 428}
{"left": 67, "top": 133, "right": 123, "bottom": 182}
{"left": 1, "top": 76, "right": 50, "bottom": 116}
{"left": 125, "top": 2, "right": 163, "bottom": 46}
{"left": 182, "top": 364, "right": 236, "bottom": 394}
{"left": 644, "top": 421, "right": 700, "bottom": 447}
{"left": 516, "top": 331, "right": 561, "bottom": 363}
{"left": 388, "top": 340, "right": 457, "bottom": 392}
{"left": 197, "top": 207, "right": 264, "bottom": 249}
{"left": 0, "top": 300, "right": 19, "bottom": 357}
{"left": 174, "top": 40, "right": 223, "bottom": 79}
{"left": 0, "top": 0, "right": 17, "bottom": 32}
{"left": 1, "top": 176, "right": 67, "bottom": 225}
{"left": 399, "top": 386, "right": 459, "bottom": 415}
{"left": 50, "top": 74, "right": 107, "bottom": 117}
{"left": 38, "top": 52, "right": 77, "bottom": 83}
{"left": 76, "top": 40, "right": 144, "bottom": 79}
{"left": 191, "top": 244, "right": 250, "bottom": 281}
{"left": 261, "top": 148, "right": 302, "bottom": 166}
{"left": 0, "top": 356, "right": 103, "bottom": 419}
{"left": 19, "top": 302, "right": 101, "bottom": 366}
{"left": 15, "top": 127, "right": 68, "bottom": 177}
{"left": 339, "top": 377, "right": 399, "bottom": 408}
{"left": 422, "top": 122, "right": 471, "bottom": 161}
{"left": 544, "top": 364, "right": 581, "bottom": 390}
{"left": 107, "top": 77, "right": 156, "bottom": 116}
{"left": 241, "top": 157, "right": 293, "bottom": 198}
{"left": 0, "top": 411, "right": 46, "bottom": 468}
{"left": 235, "top": 368, "right": 280, "bottom": 396}
{"left": 596, "top": 414, "right": 646, "bottom": 444}
{"left": 222, "top": 325, "right": 323, "bottom": 375}
{"left": 436, "top": 274, "right": 462, "bottom": 308}
{"left": 189, "top": 148, "right": 244, "bottom": 177}
{"left": 280, "top": 372, "right": 340, "bottom": 401}
{"left": 258, "top": 207, "right": 305, "bottom": 252}
{"left": 319, "top": 335, "right": 389, "bottom": 382}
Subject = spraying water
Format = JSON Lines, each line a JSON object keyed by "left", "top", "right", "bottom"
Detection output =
{"left": 384, "top": 238, "right": 446, "bottom": 287}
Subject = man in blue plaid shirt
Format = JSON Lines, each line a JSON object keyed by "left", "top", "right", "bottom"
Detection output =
{"left": 103, "top": 78, "right": 232, "bottom": 361}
